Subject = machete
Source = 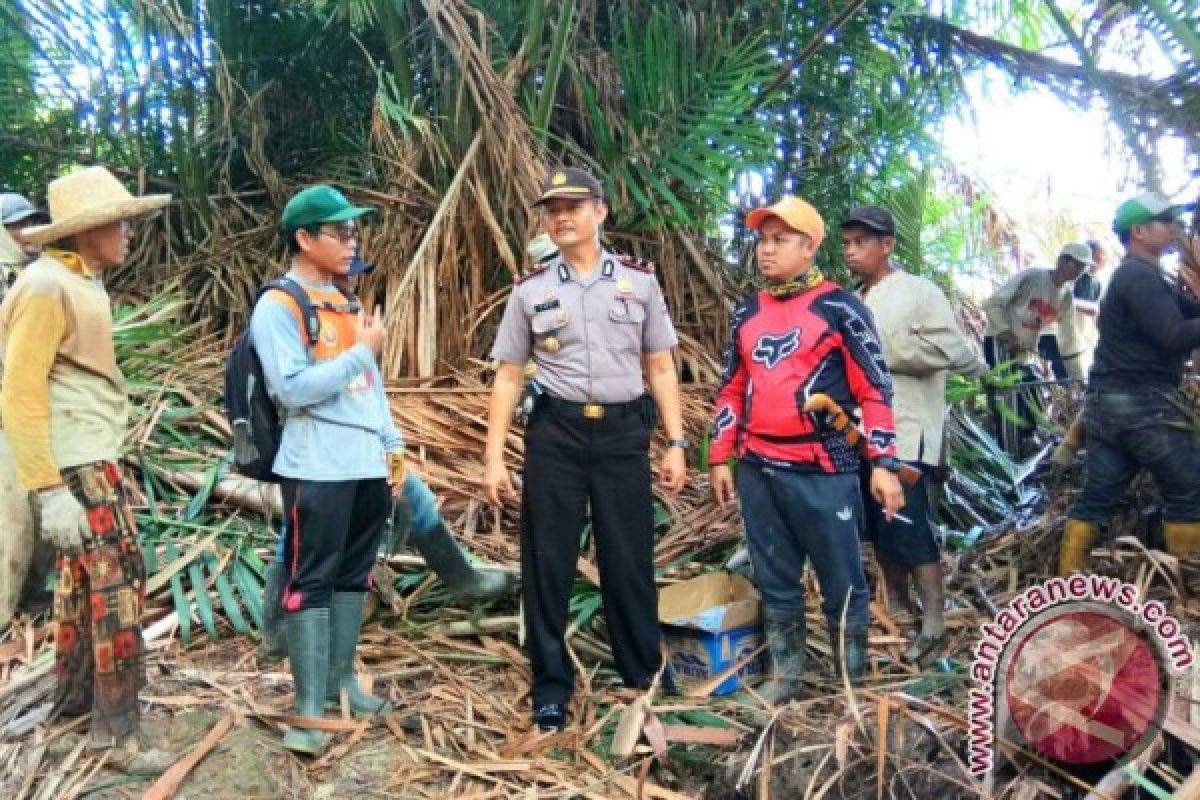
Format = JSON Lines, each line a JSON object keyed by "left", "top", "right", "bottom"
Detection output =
{"left": 802, "top": 392, "right": 921, "bottom": 486}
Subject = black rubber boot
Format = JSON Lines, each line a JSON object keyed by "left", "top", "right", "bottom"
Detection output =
{"left": 410, "top": 521, "right": 516, "bottom": 604}
{"left": 831, "top": 625, "right": 870, "bottom": 684}
{"left": 757, "top": 608, "right": 807, "bottom": 706}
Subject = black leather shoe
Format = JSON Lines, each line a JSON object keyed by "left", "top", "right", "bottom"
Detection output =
{"left": 533, "top": 703, "right": 567, "bottom": 732}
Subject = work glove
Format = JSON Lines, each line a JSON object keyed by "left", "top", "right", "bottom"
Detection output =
{"left": 30, "top": 486, "right": 90, "bottom": 556}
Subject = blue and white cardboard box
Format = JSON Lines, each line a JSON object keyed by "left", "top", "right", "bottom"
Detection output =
{"left": 658, "top": 572, "right": 767, "bottom": 696}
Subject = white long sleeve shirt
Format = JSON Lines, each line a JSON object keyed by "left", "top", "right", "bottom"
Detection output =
{"left": 982, "top": 268, "right": 1083, "bottom": 378}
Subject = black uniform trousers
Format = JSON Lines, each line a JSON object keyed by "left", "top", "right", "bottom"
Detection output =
{"left": 520, "top": 396, "right": 662, "bottom": 708}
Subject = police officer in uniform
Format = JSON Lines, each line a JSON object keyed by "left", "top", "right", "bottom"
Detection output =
{"left": 483, "top": 167, "right": 686, "bottom": 732}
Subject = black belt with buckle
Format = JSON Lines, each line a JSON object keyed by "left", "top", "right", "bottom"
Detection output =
{"left": 755, "top": 431, "right": 823, "bottom": 444}
{"left": 540, "top": 394, "right": 646, "bottom": 421}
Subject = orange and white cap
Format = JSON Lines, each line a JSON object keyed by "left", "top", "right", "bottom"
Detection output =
{"left": 745, "top": 196, "right": 825, "bottom": 249}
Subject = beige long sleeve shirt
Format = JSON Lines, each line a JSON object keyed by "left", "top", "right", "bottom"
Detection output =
{"left": 0, "top": 250, "right": 129, "bottom": 489}
{"left": 860, "top": 269, "right": 986, "bottom": 466}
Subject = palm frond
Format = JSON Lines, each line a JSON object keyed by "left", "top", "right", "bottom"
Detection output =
{"left": 572, "top": 4, "right": 774, "bottom": 230}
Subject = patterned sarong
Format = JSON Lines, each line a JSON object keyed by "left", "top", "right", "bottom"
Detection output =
{"left": 50, "top": 461, "right": 146, "bottom": 743}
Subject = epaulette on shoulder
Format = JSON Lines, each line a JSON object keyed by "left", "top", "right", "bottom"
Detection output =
{"left": 617, "top": 254, "right": 656, "bottom": 274}
{"left": 515, "top": 263, "right": 550, "bottom": 285}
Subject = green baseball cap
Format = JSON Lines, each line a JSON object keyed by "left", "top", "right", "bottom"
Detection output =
{"left": 281, "top": 185, "right": 374, "bottom": 232}
{"left": 1112, "top": 192, "right": 1194, "bottom": 235}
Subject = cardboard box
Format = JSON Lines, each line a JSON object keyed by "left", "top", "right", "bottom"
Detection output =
{"left": 658, "top": 572, "right": 768, "bottom": 695}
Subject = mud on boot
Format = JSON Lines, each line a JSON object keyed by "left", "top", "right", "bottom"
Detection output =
{"left": 904, "top": 562, "right": 947, "bottom": 665}
{"left": 831, "top": 625, "right": 869, "bottom": 684}
{"left": 757, "top": 608, "right": 807, "bottom": 706}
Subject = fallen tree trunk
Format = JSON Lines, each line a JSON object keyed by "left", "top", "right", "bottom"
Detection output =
{"left": 150, "top": 466, "right": 282, "bottom": 517}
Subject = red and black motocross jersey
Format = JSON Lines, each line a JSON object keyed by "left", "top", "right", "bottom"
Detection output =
{"left": 709, "top": 281, "right": 896, "bottom": 473}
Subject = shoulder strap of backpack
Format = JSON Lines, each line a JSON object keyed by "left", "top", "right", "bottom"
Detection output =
{"left": 258, "top": 277, "right": 321, "bottom": 348}
{"left": 332, "top": 283, "right": 361, "bottom": 312}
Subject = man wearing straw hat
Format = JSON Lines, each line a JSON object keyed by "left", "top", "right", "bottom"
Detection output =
{"left": 0, "top": 166, "right": 172, "bottom": 770}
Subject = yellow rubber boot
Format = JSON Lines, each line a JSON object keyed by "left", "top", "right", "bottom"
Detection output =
{"left": 1164, "top": 522, "right": 1200, "bottom": 558}
{"left": 1058, "top": 519, "right": 1100, "bottom": 575}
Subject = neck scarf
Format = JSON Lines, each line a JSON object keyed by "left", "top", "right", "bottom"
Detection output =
{"left": 765, "top": 267, "right": 825, "bottom": 299}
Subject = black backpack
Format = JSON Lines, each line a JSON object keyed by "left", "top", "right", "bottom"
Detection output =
{"left": 224, "top": 277, "right": 358, "bottom": 482}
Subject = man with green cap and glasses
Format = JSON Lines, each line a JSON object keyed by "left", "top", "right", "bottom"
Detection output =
{"left": 249, "top": 184, "right": 396, "bottom": 754}
{"left": 256, "top": 256, "right": 514, "bottom": 663}
{"left": 1059, "top": 192, "right": 1200, "bottom": 576}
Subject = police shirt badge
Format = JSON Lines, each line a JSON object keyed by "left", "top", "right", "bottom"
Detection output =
{"left": 534, "top": 289, "right": 560, "bottom": 313}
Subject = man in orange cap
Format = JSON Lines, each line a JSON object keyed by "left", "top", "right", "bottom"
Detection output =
{"left": 0, "top": 166, "right": 172, "bottom": 770}
{"left": 710, "top": 196, "right": 903, "bottom": 702}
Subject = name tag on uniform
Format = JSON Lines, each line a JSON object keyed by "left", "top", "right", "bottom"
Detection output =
{"left": 534, "top": 299, "right": 561, "bottom": 312}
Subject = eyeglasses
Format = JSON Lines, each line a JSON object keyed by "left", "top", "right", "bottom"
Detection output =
{"left": 319, "top": 224, "right": 359, "bottom": 243}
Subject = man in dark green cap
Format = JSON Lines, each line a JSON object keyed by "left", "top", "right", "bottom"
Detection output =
{"left": 248, "top": 184, "right": 397, "bottom": 754}
{"left": 1059, "top": 191, "right": 1200, "bottom": 575}
{"left": 256, "top": 257, "right": 516, "bottom": 663}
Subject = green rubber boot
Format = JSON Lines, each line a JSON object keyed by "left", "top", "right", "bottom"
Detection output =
{"left": 326, "top": 592, "right": 391, "bottom": 716}
{"left": 282, "top": 608, "right": 329, "bottom": 755}
{"left": 410, "top": 521, "right": 516, "bottom": 605}
{"left": 257, "top": 559, "right": 288, "bottom": 662}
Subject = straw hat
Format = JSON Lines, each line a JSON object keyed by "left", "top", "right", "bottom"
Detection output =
{"left": 23, "top": 166, "right": 171, "bottom": 245}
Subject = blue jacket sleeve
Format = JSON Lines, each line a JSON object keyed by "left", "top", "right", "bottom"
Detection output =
{"left": 249, "top": 296, "right": 375, "bottom": 410}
